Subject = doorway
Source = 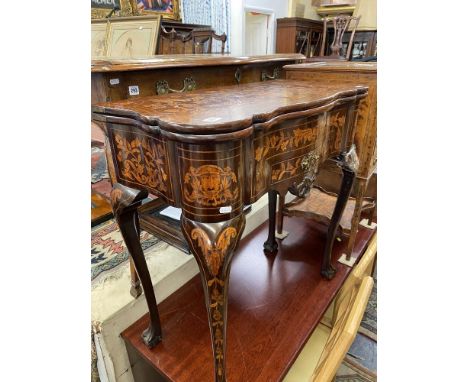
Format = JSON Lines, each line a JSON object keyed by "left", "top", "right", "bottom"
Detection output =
{"left": 244, "top": 8, "right": 274, "bottom": 55}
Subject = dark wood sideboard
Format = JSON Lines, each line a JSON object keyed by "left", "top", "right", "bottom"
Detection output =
{"left": 92, "top": 78, "right": 368, "bottom": 381}
{"left": 276, "top": 17, "right": 324, "bottom": 58}
{"left": 277, "top": 17, "right": 377, "bottom": 60}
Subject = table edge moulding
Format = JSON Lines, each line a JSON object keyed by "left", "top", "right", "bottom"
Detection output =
{"left": 91, "top": 79, "right": 368, "bottom": 382}
{"left": 91, "top": 53, "right": 306, "bottom": 72}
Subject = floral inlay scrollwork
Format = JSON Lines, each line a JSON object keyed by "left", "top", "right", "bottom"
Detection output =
{"left": 271, "top": 158, "right": 303, "bottom": 182}
{"left": 190, "top": 226, "right": 239, "bottom": 378}
{"left": 207, "top": 277, "right": 226, "bottom": 378}
{"left": 328, "top": 109, "right": 347, "bottom": 153}
{"left": 114, "top": 134, "right": 168, "bottom": 193}
{"left": 184, "top": 165, "right": 239, "bottom": 207}
{"left": 190, "top": 227, "right": 237, "bottom": 276}
{"left": 255, "top": 127, "right": 316, "bottom": 162}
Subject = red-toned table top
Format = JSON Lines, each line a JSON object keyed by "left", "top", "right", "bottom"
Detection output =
{"left": 122, "top": 216, "right": 376, "bottom": 382}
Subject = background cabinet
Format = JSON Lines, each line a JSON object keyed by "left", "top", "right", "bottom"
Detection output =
{"left": 276, "top": 17, "right": 324, "bottom": 58}
{"left": 340, "top": 30, "right": 377, "bottom": 59}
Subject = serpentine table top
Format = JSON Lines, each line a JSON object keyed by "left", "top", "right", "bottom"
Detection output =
{"left": 93, "top": 79, "right": 366, "bottom": 133}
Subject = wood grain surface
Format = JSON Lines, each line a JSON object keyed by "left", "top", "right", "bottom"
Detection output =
{"left": 92, "top": 54, "right": 305, "bottom": 72}
{"left": 92, "top": 80, "right": 367, "bottom": 134}
{"left": 284, "top": 61, "right": 376, "bottom": 73}
{"left": 121, "top": 217, "right": 376, "bottom": 382}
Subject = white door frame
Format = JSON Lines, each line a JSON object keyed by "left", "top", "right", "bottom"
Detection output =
{"left": 243, "top": 6, "right": 276, "bottom": 55}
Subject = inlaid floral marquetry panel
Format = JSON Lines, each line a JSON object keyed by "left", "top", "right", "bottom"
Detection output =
{"left": 253, "top": 116, "right": 320, "bottom": 196}
{"left": 327, "top": 106, "right": 348, "bottom": 156}
{"left": 111, "top": 129, "right": 173, "bottom": 200}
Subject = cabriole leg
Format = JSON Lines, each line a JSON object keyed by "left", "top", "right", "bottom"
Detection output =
{"left": 321, "top": 165, "right": 355, "bottom": 279}
{"left": 104, "top": 135, "right": 143, "bottom": 298}
{"left": 182, "top": 214, "right": 246, "bottom": 382}
{"left": 264, "top": 190, "right": 278, "bottom": 253}
{"left": 277, "top": 193, "right": 285, "bottom": 235}
{"left": 129, "top": 259, "right": 142, "bottom": 298}
{"left": 111, "top": 183, "right": 162, "bottom": 347}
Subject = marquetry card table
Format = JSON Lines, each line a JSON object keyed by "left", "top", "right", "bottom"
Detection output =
{"left": 91, "top": 79, "right": 368, "bottom": 382}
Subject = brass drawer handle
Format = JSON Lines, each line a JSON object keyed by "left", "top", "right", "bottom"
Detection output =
{"left": 261, "top": 67, "right": 280, "bottom": 81}
{"left": 301, "top": 150, "right": 320, "bottom": 172}
{"left": 156, "top": 77, "right": 196, "bottom": 95}
{"left": 235, "top": 68, "right": 241, "bottom": 84}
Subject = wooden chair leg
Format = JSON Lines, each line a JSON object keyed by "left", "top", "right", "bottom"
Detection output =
{"left": 129, "top": 259, "right": 142, "bottom": 298}
{"left": 367, "top": 194, "right": 377, "bottom": 225}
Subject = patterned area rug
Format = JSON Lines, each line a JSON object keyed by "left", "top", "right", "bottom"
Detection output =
{"left": 358, "top": 280, "right": 377, "bottom": 341}
{"left": 91, "top": 219, "right": 160, "bottom": 284}
{"left": 335, "top": 357, "right": 376, "bottom": 381}
{"left": 91, "top": 146, "right": 109, "bottom": 184}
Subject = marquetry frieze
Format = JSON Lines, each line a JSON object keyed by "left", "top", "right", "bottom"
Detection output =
{"left": 108, "top": 125, "right": 173, "bottom": 202}
{"left": 252, "top": 115, "right": 323, "bottom": 197}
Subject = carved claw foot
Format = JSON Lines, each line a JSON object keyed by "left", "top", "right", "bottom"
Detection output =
{"left": 142, "top": 325, "right": 163, "bottom": 348}
{"left": 321, "top": 265, "right": 336, "bottom": 280}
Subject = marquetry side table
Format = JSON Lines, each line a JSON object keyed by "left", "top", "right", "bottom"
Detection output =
{"left": 92, "top": 80, "right": 368, "bottom": 381}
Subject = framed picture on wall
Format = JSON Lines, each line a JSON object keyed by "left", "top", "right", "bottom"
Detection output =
{"left": 106, "top": 16, "right": 161, "bottom": 58}
{"left": 91, "top": 20, "right": 110, "bottom": 59}
{"left": 134, "top": 0, "right": 180, "bottom": 21}
{"left": 91, "top": 0, "right": 134, "bottom": 19}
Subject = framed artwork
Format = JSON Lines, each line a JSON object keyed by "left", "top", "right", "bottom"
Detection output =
{"left": 91, "top": 0, "right": 134, "bottom": 19}
{"left": 106, "top": 16, "right": 161, "bottom": 58}
{"left": 91, "top": 20, "right": 110, "bottom": 59}
{"left": 134, "top": 0, "right": 180, "bottom": 21}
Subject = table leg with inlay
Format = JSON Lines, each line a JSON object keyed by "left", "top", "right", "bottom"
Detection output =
{"left": 181, "top": 214, "right": 246, "bottom": 382}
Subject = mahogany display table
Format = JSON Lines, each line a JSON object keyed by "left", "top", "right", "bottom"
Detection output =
{"left": 122, "top": 217, "right": 376, "bottom": 382}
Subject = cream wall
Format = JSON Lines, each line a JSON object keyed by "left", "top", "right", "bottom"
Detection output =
{"left": 287, "top": 0, "right": 377, "bottom": 30}
{"left": 288, "top": 0, "right": 321, "bottom": 20}
{"left": 353, "top": 0, "right": 377, "bottom": 30}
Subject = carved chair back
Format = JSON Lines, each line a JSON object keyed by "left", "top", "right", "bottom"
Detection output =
{"left": 319, "top": 15, "right": 361, "bottom": 60}
{"left": 190, "top": 28, "right": 227, "bottom": 54}
{"left": 159, "top": 25, "right": 192, "bottom": 54}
